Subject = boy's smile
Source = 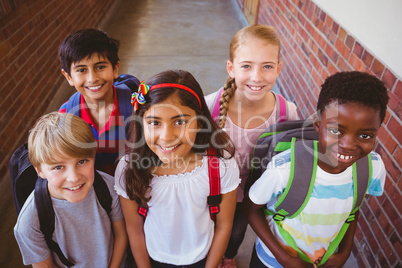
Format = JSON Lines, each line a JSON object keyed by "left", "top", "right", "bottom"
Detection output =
{"left": 314, "top": 101, "right": 381, "bottom": 174}
{"left": 36, "top": 156, "right": 95, "bottom": 203}
{"left": 62, "top": 53, "right": 119, "bottom": 105}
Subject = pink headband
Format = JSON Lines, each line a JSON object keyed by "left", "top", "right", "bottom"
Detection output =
{"left": 131, "top": 82, "right": 202, "bottom": 111}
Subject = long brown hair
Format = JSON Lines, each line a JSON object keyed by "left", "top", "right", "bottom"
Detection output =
{"left": 123, "top": 69, "right": 235, "bottom": 206}
{"left": 219, "top": 24, "right": 281, "bottom": 128}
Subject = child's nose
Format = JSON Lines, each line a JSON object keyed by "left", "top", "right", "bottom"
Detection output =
{"left": 66, "top": 168, "right": 80, "bottom": 182}
{"left": 160, "top": 125, "right": 177, "bottom": 141}
{"left": 87, "top": 70, "right": 99, "bottom": 83}
{"left": 251, "top": 68, "right": 262, "bottom": 82}
{"left": 339, "top": 135, "right": 357, "bottom": 150}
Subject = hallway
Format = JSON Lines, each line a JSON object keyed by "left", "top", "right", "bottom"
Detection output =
{"left": 5, "top": 0, "right": 358, "bottom": 267}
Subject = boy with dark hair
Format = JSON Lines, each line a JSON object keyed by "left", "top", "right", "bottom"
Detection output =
{"left": 244, "top": 71, "right": 389, "bottom": 267}
{"left": 58, "top": 28, "right": 136, "bottom": 175}
{"left": 14, "top": 112, "right": 127, "bottom": 267}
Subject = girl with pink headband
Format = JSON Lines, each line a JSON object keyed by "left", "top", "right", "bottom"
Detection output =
{"left": 114, "top": 69, "right": 240, "bottom": 267}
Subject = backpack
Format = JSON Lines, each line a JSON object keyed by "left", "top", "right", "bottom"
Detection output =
{"left": 9, "top": 143, "right": 112, "bottom": 267}
{"left": 210, "top": 87, "right": 289, "bottom": 124}
{"left": 247, "top": 119, "right": 372, "bottom": 266}
{"left": 137, "top": 147, "right": 222, "bottom": 222}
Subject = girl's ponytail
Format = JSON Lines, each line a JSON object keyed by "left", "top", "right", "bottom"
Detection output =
{"left": 218, "top": 77, "right": 237, "bottom": 128}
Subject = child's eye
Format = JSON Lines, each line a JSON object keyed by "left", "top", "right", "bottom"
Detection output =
{"left": 148, "top": 121, "right": 160, "bottom": 126}
{"left": 359, "top": 133, "right": 374, "bottom": 140}
{"left": 175, "top": 119, "right": 187, "bottom": 126}
{"left": 241, "top": 64, "right": 250, "bottom": 69}
{"left": 78, "top": 159, "right": 88, "bottom": 165}
{"left": 53, "top": 165, "right": 63, "bottom": 171}
{"left": 263, "top": 65, "right": 273, "bottom": 69}
{"left": 76, "top": 68, "right": 86, "bottom": 73}
{"left": 96, "top": 65, "right": 106, "bottom": 70}
{"left": 329, "top": 128, "right": 341, "bottom": 135}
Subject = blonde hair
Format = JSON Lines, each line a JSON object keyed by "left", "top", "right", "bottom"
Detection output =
{"left": 28, "top": 112, "right": 96, "bottom": 167}
{"left": 218, "top": 24, "right": 281, "bottom": 128}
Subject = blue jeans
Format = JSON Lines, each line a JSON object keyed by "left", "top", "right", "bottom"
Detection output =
{"left": 151, "top": 257, "right": 207, "bottom": 268}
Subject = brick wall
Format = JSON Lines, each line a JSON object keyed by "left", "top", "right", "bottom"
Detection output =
{"left": 237, "top": 0, "right": 401, "bottom": 267}
{"left": 0, "top": 0, "right": 115, "bottom": 266}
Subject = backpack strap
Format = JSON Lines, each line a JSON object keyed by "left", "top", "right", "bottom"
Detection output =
{"left": 114, "top": 74, "right": 140, "bottom": 93}
{"left": 207, "top": 147, "right": 221, "bottom": 221}
{"left": 273, "top": 92, "right": 288, "bottom": 123}
{"left": 211, "top": 88, "right": 224, "bottom": 122}
{"left": 34, "top": 178, "right": 75, "bottom": 267}
{"left": 93, "top": 171, "right": 112, "bottom": 215}
{"left": 64, "top": 92, "right": 82, "bottom": 116}
{"left": 273, "top": 138, "right": 317, "bottom": 220}
{"left": 115, "top": 86, "right": 133, "bottom": 124}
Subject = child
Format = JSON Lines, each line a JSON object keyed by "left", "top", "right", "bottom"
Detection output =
{"left": 204, "top": 24, "right": 298, "bottom": 267}
{"left": 14, "top": 112, "right": 127, "bottom": 267}
{"left": 58, "top": 28, "right": 136, "bottom": 175}
{"left": 244, "top": 71, "right": 389, "bottom": 267}
{"left": 114, "top": 69, "right": 240, "bottom": 267}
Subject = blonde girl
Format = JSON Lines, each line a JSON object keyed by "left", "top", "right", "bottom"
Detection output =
{"left": 205, "top": 24, "right": 298, "bottom": 267}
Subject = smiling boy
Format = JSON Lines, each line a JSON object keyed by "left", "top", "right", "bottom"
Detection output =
{"left": 14, "top": 112, "right": 127, "bottom": 267}
{"left": 58, "top": 29, "right": 136, "bottom": 175}
{"left": 244, "top": 71, "right": 389, "bottom": 268}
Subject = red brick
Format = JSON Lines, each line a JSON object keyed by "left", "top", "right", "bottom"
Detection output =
{"left": 388, "top": 90, "right": 399, "bottom": 112}
{"left": 335, "top": 38, "right": 350, "bottom": 59}
{"left": 378, "top": 126, "right": 397, "bottom": 153}
{"left": 327, "top": 60, "right": 339, "bottom": 75}
{"left": 371, "top": 59, "right": 385, "bottom": 78}
{"left": 394, "top": 146, "right": 402, "bottom": 169}
{"left": 337, "top": 57, "right": 352, "bottom": 72}
{"left": 353, "top": 41, "right": 364, "bottom": 58}
{"left": 387, "top": 116, "right": 402, "bottom": 144}
{"left": 382, "top": 68, "right": 397, "bottom": 90}
{"left": 349, "top": 53, "right": 365, "bottom": 71}
{"left": 394, "top": 80, "right": 402, "bottom": 99}
{"left": 345, "top": 34, "right": 355, "bottom": 50}
{"left": 362, "top": 50, "right": 374, "bottom": 68}
{"left": 377, "top": 145, "right": 400, "bottom": 180}
{"left": 382, "top": 195, "right": 402, "bottom": 239}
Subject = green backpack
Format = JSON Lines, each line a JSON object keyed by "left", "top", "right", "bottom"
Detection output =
{"left": 248, "top": 119, "right": 372, "bottom": 266}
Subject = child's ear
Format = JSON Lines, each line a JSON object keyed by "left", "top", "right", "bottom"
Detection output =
{"left": 313, "top": 113, "right": 320, "bottom": 133}
{"left": 113, "top": 61, "right": 120, "bottom": 79}
{"left": 34, "top": 166, "right": 46, "bottom": 179}
{"left": 61, "top": 69, "right": 75, "bottom": 86}
{"left": 277, "top": 61, "right": 282, "bottom": 75}
{"left": 226, "top": 60, "right": 235, "bottom": 78}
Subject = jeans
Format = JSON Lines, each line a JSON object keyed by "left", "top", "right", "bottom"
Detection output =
{"left": 224, "top": 202, "right": 249, "bottom": 258}
{"left": 150, "top": 257, "right": 207, "bottom": 268}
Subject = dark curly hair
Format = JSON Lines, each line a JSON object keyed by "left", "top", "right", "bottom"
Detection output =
{"left": 58, "top": 28, "right": 120, "bottom": 76}
{"left": 317, "top": 71, "right": 389, "bottom": 123}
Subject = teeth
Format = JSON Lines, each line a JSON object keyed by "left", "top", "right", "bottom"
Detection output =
{"left": 68, "top": 185, "right": 82, "bottom": 191}
{"left": 87, "top": 85, "right": 101, "bottom": 90}
{"left": 249, "top": 86, "right": 262, "bottom": 91}
{"left": 160, "top": 145, "right": 179, "bottom": 151}
{"left": 337, "top": 153, "right": 353, "bottom": 160}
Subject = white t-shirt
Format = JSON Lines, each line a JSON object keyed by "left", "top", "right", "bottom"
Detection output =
{"left": 205, "top": 89, "right": 298, "bottom": 201}
{"left": 114, "top": 155, "right": 240, "bottom": 265}
{"left": 248, "top": 150, "right": 386, "bottom": 267}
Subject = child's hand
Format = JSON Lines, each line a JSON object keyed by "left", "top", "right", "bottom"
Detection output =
{"left": 314, "top": 253, "right": 347, "bottom": 268}
{"left": 283, "top": 256, "right": 315, "bottom": 268}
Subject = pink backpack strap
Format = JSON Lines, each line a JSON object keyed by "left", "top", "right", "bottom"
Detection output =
{"left": 211, "top": 88, "right": 224, "bottom": 122}
{"left": 207, "top": 147, "right": 221, "bottom": 222}
{"left": 274, "top": 92, "right": 288, "bottom": 123}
